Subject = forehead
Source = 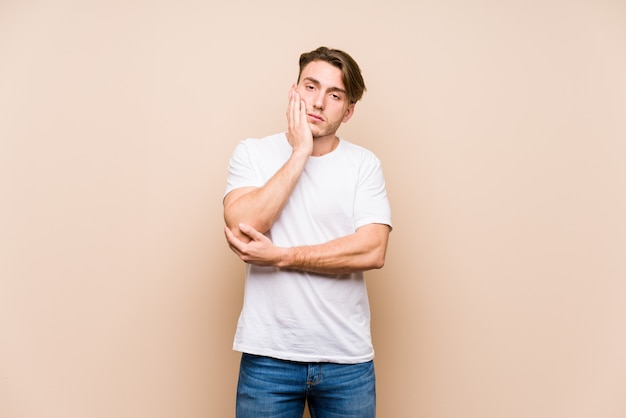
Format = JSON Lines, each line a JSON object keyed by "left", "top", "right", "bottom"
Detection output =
{"left": 300, "top": 60, "right": 345, "bottom": 89}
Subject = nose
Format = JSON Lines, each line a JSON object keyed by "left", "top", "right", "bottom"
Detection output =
{"left": 312, "top": 91, "right": 324, "bottom": 110}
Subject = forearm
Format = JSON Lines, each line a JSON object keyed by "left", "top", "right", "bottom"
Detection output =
{"left": 279, "top": 224, "right": 390, "bottom": 275}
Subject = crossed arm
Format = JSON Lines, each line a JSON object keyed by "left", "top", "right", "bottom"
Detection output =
{"left": 223, "top": 88, "right": 390, "bottom": 275}
{"left": 224, "top": 221, "right": 390, "bottom": 275}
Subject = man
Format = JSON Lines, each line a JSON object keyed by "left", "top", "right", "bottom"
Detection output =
{"left": 223, "top": 46, "right": 392, "bottom": 418}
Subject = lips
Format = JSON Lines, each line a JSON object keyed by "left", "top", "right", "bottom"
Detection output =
{"left": 307, "top": 113, "right": 324, "bottom": 122}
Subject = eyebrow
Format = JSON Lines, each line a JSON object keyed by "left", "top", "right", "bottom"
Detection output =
{"left": 303, "top": 77, "right": 347, "bottom": 95}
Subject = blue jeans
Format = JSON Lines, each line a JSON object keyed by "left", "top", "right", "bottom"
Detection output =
{"left": 236, "top": 353, "right": 376, "bottom": 418}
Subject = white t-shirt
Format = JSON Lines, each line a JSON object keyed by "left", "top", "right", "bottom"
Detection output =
{"left": 224, "top": 132, "right": 392, "bottom": 363}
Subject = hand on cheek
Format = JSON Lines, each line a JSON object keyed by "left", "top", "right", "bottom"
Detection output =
{"left": 286, "top": 84, "right": 313, "bottom": 156}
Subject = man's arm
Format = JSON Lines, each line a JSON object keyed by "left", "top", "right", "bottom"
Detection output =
{"left": 223, "top": 152, "right": 307, "bottom": 239}
{"left": 223, "top": 88, "right": 312, "bottom": 241}
{"left": 224, "top": 222, "right": 391, "bottom": 275}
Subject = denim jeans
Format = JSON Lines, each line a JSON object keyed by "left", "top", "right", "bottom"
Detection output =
{"left": 236, "top": 353, "right": 376, "bottom": 418}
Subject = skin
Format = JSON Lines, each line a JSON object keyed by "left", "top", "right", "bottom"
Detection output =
{"left": 223, "top": 60, "right": 390, "bottom": 275}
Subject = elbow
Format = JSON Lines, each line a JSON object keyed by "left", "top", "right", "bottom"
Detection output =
{"left": 224, "top": 212, "right": 271, "bottom": 236}
{"left": 367, "top": 250, "right": 386, "bottom": 270}
{"left": 372, "top": 258, "right": 385, "bottom": 270}
{"left": 369, "top": 236, "right": 389, "bottom": 270}
{"left": 358, "top": 224, "right": 390, "bottom": 271}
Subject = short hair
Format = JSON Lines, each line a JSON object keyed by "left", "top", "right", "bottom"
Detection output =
{"left": 297, "top": 46, "right": 367, "bottom": 104}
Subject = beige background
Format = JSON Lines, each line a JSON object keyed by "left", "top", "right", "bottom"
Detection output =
{"left": 1, "top": 0, "right": 625, "bottom": 417}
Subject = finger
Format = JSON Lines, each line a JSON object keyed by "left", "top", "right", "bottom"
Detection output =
{"left": 224, "top": 226, "right": 241, "bottom": 247}
{"left": 225, "top": 232, "right": 247, "bottom": 259}
{"left": 291, "top": 91, "right": 300, "bottom": 128}
{"left": 229, "top": 244, "right": 244, "bottom": 259}
{"left": 238, "top": 223, "right": 262, "bottom": 241}
{"left": 299, "top": 98, "right": 308, "bottom": 123}
{"left": 287, "top": 90, "right": 297, "bottom": 130}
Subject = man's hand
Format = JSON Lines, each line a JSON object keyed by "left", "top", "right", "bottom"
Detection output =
{"left": 224, "top": 223, "right": 287, "bottom": 267}
{"left": 286, "top": 85, "right": 313, "bottom": 157}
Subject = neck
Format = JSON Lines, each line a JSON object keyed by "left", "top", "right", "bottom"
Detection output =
{"left": 312, "top": 135, "right": 339, "bottom": 156}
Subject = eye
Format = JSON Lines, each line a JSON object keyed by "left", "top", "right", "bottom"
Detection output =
{"left": 330, "top": 93, "right": 342, "bottom": 100}
{"left": 305, "top": 84, "right": 315, "bottom": 90}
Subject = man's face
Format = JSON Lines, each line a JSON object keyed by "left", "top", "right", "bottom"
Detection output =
{"left": 296, "top": 60, "right": 355, "bottom": 140}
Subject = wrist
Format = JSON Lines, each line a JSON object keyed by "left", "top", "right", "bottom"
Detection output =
{"left": 278, "top": 247, "right": 297, "bottom": 269}
{"left": 291, "top": 145, "right": 312, "bottom": 160}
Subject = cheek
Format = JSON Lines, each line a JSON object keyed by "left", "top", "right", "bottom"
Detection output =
{"left": 298, "top": 92, "right": 312, "bottom": 108}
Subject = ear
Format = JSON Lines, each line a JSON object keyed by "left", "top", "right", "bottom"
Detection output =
{"left": 342, "top": 103, "right": 356, "bottom": 123}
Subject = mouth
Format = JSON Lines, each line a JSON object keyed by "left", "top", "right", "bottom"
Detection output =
{"left": 307, "top": 113, "right": 324, "bottom": 122}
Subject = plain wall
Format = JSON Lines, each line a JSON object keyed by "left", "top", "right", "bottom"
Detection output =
{"left": 1, "top": 0, "right": 625, "bottom": 417}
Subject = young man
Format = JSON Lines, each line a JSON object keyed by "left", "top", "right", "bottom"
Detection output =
{"left": 223, "top": 46, "right": 392, "bottom": 418}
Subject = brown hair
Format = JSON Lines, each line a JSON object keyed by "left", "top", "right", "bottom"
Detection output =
{"left": 297, "top": 46, "right": 367, "bottom": 104}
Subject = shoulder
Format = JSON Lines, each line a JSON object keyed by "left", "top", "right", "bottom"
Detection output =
{"left": 232, "top": 132, "right": 287, "bottom": 154}
{"left": 338, "top": 139, "right": 382, "bottom": 165}
{"left": 240, "top": 132, "right": 286, "bottom": 146}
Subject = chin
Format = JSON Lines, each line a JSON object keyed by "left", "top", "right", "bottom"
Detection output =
{"left": 310, "top": 129, "right": 323, "bottom": 139}
{"left": 312, "top": 133, "right": 329, "bottom": 140}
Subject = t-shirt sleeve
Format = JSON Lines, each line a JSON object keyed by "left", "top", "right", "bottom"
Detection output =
{"left": 354, "top": 156, "right": 393, "bottom": 230}
{"left": 224, "top": 140, "right": 263, "bottom": 198}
